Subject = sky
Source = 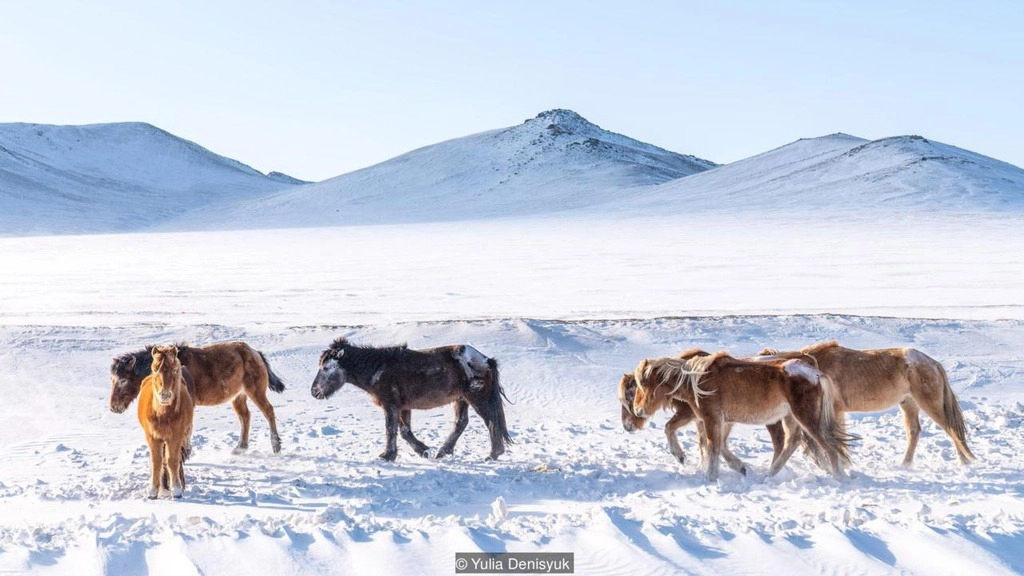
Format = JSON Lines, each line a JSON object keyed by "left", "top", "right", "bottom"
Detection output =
{"left": 1, "top": 1, "right": 1021, "bottom": 182}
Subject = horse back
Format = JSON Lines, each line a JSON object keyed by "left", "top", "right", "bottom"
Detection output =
{"left": 810, "top": 346, "right": 916, "bottom": 410}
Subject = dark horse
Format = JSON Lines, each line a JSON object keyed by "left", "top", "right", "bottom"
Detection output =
{"left": 310, "top": 338, "right": 512, "bottom": 461}
{"left": 110, "top": 341, "right": 286, "bottom": 453}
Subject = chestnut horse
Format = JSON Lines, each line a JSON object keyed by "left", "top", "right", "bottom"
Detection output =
{"left": 138, "top": 346, "right": 194, "bottom": 499}
{"left": 311, "top": 338, "right": 511, "bottom": 461}
{"left": 757, "top": 341, "right": 974, "bottom": 465}
{"left": 619, "top": 367, "right": 787, "bottom": 475}
{"left": 633, "top": 352, "right": 852, "bottom": 481}
{"left": 111, "top": 341, "right": 285, "bottom": 453}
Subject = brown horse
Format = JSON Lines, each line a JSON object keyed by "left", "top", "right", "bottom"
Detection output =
{"left": 138, "top": 346, "right": 194, "bottom": 499}
{"left": 619, "top": 370, "right": 787, "bottom": 475}
{"left": 310, "top": 338, "right": 511, "bottom": 461}
{"left": 633, "top": 352, "right": 852, "bottom": 481}
{"left": 757, "top": 341, "right": 975, "bottom": 465}
{"left": 110, "top": 341, "right": 285, "bottom": 453}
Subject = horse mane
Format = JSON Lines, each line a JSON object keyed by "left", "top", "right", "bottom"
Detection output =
{"left": 640, "top": 351, "right": 725, "bottom": 401}
{"left": 326, "top": 337, "right": 410, "bottom": 375}
{"left": 112, "top": 342, "right": 193, "bottom": 378}
{"left": 111, "top": 347, "right": 153, "bottom": 378}
{"left": 801, "top": 340, "right": 840, "bottom": 354}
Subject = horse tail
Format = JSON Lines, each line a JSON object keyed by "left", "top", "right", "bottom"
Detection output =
{"left": 258, "top": 351, "right": 286, "bottom": 393}
{"left": 936, "top": 361, "right": 975, "bottom": 462}
{"left": 816, "top": 372, "right": 854, "bottom": 467}
{"left": 486, "top": 358, "right": 513, "bottom": 445}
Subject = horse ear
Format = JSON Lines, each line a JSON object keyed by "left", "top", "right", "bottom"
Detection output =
{"left": 336, "top": 349, "right": 344, "bottom": 358}
{"left": 168, "top": 346, "right": 178, "bottom": 356}
{"left": 126, "top": 357, "right": 136, "bottom": 371}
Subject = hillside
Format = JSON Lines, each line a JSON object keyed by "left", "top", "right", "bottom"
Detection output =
{"left": 165, "top": 109, "right": 716, "bottom": 229}
{"left": 0, "top": 122, "right": 298, "bottom": 235}
{"left": 612, "top": 133, "right": 1024, "bottom": 215}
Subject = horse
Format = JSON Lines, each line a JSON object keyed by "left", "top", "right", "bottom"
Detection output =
{"left": 110, "top": 341, "right": 286, "bottom": 453}
{"left": 619, "top": 360, "right": 787, "bottom": 475}
{"left": 138, "top": 346, "right": 194, "bottom": 499}
{"left": 632, "top": 351, "right": 852, "bottom": 481}
{"left": 310, "top": 338, "right": 512, "bottom": 461}
{"left": 756, "top": 341, "right": 975, "bottom": 466}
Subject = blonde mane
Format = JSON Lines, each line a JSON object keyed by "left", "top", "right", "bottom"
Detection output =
{"left": 801, "top": 340, "right": 840, "bottom": 354}
{"left": 637, "top": 351, "right": 725, "bottom": 402}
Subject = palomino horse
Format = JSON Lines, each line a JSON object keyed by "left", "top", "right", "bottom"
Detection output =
{"left": 757, "top": 341, "right": 975, "bottom": 465}
{"left": 310, "top": 338, "right": 512, "bottom": 461}
{"left": 111, "top": 341, "right": 285, "bottom": 453}
{"left": 632, "top": 351, "right": 852, "bottom": 481}
{"left": 619, "top": 370, "right": 786, "bottom": 475}
{"left": 138, "top": 346, "right": 194, "bottom": 499}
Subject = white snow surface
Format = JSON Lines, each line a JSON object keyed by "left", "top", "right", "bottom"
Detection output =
{"left": 0, "top": 122, "right": 297, "bottom": 236}
{"left": 1, "top": 212, "right": 1023, "bottom": 575}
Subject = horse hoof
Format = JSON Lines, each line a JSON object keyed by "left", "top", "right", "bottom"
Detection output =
{"left": 434, "top": 448, "right": 452, "bottom": 460}
{"left": 378, "top": 451, "right": 397, "bottom": 462}
{"left": 147, "top": 490, "right": 159, "bottom": 499}
{"left": 419, "top": 448, "right": 433, "bottom": 458}
{"left": 232, "top": 444, "right": 248, "bottom": 455}
{"left": 739, "top": 466, "right": 748, "bottom": 476}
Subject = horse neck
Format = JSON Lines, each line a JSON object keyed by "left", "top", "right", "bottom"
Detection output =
{"left": 338, "top": 346, "right": 394, "bottom": 390}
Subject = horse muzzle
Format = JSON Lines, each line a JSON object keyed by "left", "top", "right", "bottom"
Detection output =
{"left": 157, "top": 393, "right": 174, "bottom": 405}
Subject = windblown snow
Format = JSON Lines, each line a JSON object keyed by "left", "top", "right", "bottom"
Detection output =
{"left": 1, "top": 110, "right": 1023, "bottom": 575}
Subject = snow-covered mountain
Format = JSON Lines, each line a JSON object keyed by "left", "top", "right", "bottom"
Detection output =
{"left": 613, "top": 132, "right": 1024, "bottom": 215}
{"left": 0, "top": 122, "right": 298, "bottom": 235}
{"left": 166, "top": 109, "right": 716, "bottom": 229}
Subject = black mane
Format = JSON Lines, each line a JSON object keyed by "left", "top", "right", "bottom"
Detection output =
{"left": 324, "top": 337, "right": 409, "bottom": 377}
{"left": 110, "top": 342, "right": 192, "bottom": 378}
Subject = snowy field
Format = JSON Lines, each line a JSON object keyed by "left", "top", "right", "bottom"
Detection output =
{"left": 1, "top": 214, "right": 1023, "bottom": 575}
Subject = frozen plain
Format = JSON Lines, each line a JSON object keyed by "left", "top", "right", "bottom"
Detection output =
{"left": 1, "top": 212, "right": 1023, "bottom": 575}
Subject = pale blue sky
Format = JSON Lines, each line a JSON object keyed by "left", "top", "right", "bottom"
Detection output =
{"left": 2, "top": 1, "right": 1021, "bottom": 181}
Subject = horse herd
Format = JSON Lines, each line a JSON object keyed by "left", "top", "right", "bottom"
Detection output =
{"left": 109, "top": 338, "right": 973, "bottom": 499}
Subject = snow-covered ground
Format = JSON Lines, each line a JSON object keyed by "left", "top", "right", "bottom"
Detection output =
{"left": 1, "top": 213, "right": 1023, "bottom": 575}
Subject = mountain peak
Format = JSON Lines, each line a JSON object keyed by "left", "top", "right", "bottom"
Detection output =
{"left": 525, "top": 109, "right": 596, "bottom": 135}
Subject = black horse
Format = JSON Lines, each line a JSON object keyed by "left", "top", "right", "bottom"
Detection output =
{"left": 310, "top": 338, "right": 512, "bottom": 461}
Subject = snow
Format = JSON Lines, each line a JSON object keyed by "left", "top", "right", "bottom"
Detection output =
{"left": 0, "top": 122, "right": 297, "bottom": 236}
{"left": 156, "top": 110, "right": 716, "bottom": 230}
{"left": 1, "top": 210, "right": 1024, "bottom": 574}
{"left": 2, "top": 111, "right": 1024, "bottom": 573}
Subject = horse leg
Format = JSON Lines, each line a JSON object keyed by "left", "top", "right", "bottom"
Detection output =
{"left": 703, "top": 417, "right": 723, "bottom": 482}
{"left": 436, "top": 400, "right": 469, "bottom": 459}
{"left": 468, "top": 397, "right": 506, "bottom": 461}
{"left": 146, "top": 434, "right": 164, "bottom": 499}
{"left": 231, "top": 394, "right": 252, "bottom": 453}
{"left": 247, "top": 388, "right": 282, "bottom": 454}
{"left": 768, "top": 416, "right": 803, "bottom": 476}
{"left": 379, "top": 404, "right": 399, "bottom": 461}
{"left": 790, "top": 410, "right": 845, "bottom": 479}
{"left": 767, "top": 420, "right": 786, "bottom": 464}
{"left": 719, "top": 423, "right": 749, "bottom": 475}
{"left": 664, "top": 406, "right": 696, "bottom": 465}
{"left": 165, "top": 437, "right": 184, "bottom": 498}
{"left": 399, "top": 409, "right": 430, "bottom": 457}
{"left": 898, "top": 398, "right": 923, "bottom": 466}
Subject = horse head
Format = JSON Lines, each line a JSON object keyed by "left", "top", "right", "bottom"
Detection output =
{"left": 311, "top": 345, "right": 347, "bottom": 400}
{"left": 631, "top": 358, "right": 661, "bottom": 418}
{"left": 619, "top": 373, "right": 646, "bottom": 432}
{"left": 150, "top": 346, "right": 183, "bottom": 406}
{"left": 109, "top": 351, "right": 148, "bottom": 413}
